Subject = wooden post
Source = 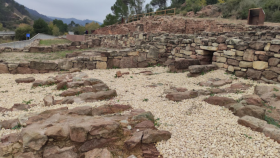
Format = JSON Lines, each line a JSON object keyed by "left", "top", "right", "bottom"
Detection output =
{"left": 165, "top": 10, "right": 166, "bottom": 16}
{"left": 174, "top": 8, "right": 176, "bottom": 15}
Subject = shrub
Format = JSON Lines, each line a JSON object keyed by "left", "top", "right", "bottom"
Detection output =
{"left": 15, "top": 25, "right": 34, "bottom": 40}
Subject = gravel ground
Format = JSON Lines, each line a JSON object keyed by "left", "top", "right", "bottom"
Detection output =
{"left": 1, "top": 67, "right": 280, "bottom": 157}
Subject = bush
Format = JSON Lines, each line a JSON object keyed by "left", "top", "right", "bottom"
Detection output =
{"left": 15, "top": 25, "right": 34, "bottom": 40}
{"left": 33, "top": 18, "right": 49, "bottom": 34}
{"left": 236, "top": 0, "right": 257, "bottom": 19}
{"left": 272, "top": 11, "right": 280, "bottom": 22}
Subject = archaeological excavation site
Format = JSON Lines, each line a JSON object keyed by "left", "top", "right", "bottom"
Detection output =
{"left": 1, "top": 16, "right": 280, "bottom": 158}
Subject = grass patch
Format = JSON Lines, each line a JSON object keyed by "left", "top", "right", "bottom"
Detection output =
{"left": 39, "top": 39, "right": 71, "bottom": 46}
{"left": 22, "top": 99, "right": 33, "bottom": 105}
{"left": 242, "top": 134, "right": 252, "bottom": 139}
{"left": 60, "top": 85, "right": 68, "bottom": 91}
{"left": 12, "top": 123, "right": 22, "bottom": 130}
{"left": 154, "top": 118, "right": 161, "bottom": 127}
{"left": 274, "top": 88, "right": 279, "bottom": 92}
{"left": 264, "top": 115, "right": 280, "bottom": 128}
{"left": 262, "top": 102, "right": 276, "bottom": 110}
{"left": 143, "top": 98, "right": 149, "bottom": 102}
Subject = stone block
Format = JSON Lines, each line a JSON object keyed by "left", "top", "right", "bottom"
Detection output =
{"left": 258, "top": 55, "right": 268, "bottom": 61}
{"left": 246, "top": 69, "right": 262, "bottom": 80}
{"left": 147, "top": 46, "right": 159, "bottom": 59}
{"left": 227, "top": 59, "right": 239, "bottom": 66}
{"left": 0, "top": 63, "right": 9, "bottom": 74}
{"left": 200, "top": 46, "right": 218, "bottom": 51}
{"left": 270, "top": 45, "right": 280, "bottom": 53}
{"left": 264, "top": 43, "right": 271, "bottom": 51}
{"left": 138, "top": 53, "right": 147, "bottom": 62}
{"left": 255, "top": 51, "right": 266, "bottom": 55}
{"left": 235, "top": 71, "right": 246, "bottom": 77}
{"left": 236, "top": 51, "right": 244, "bottom": 56}
{"left": 275, "top": 54, "right": 280, "bottom": 58}
{"left": 180, "top": 50, "right": 192, "bottom": 55}
{"left": 228, "top": 66, "right": 234, "bottom": 72}
{"left": 243, "top": 49, "right": 255, "bottom": 61}
{"left": 224, "top": 50, "right": 236, "bottom": 56}
{"left": 213, "top": 62, "right": 224, "bottom": 68}
{"left": 218, "top": 44, "right": 227, "bottom": 50}
{"left": 249, "top": 41, "right": 265, "bottom": 50}
{"left": 213, "top": 52, "right": 220, "bottom": 56}
{"left": 271, "top": 39, "right": 280, "bottom": 45}
{"left": 268, "top": 58, "right": 280, "bottom": 66}
{"left": 262, "top": 71, "right": 278, "bottom": 80}
{"left": 128, "top": 51, "right": 139, "bottom": 56}
{"left": 216, "top": 57, "right": 227, "bottom": 63}
{"left": 253, "top": 61, "right": 268, "bottom": 70}
{"left": 96, "top": 62, "right": 107, "bottom": 69}
{"left": 120, "top": 57, "right": 137, "bottom": 68}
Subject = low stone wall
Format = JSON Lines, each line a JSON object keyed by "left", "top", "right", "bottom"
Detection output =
{"left": 92, "top": 16, "right": 280, "bottom": 35}
{"left": 0, "top": 51, "right": 107, "bottom": 74}
{"left": 86, "top": 32, "right": 280, "bottom": 83}
{"left": 2, "top": 31, "right": 280, "bottom": 84}
{"left": 66, "top": 35, "right": 86, "bottom": 42}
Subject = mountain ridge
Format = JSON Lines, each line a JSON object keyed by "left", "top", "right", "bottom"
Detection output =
{"left": 47, "top": 16, "right": 102, "bottom": 26}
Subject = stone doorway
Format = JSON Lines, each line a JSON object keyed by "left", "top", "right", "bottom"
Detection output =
{"left": 197, "top": 50, "right": 215, "bottom": 65}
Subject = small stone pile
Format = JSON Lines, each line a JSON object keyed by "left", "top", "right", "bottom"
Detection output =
{"left": 0, "top": 105, "right": 171, "bottom": 157}
{"left": 204, "top": 84, "right": 280, "bottom": 143}
{"left": 165, "top": 78, "right": 252, "bottom": 102}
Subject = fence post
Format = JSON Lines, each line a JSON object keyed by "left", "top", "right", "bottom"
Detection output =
{"left": 174, "top": 8, "right": 176, "bottom": 15}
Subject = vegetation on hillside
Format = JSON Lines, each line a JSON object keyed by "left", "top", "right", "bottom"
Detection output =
{"left": 175, "top": 0, "right": 280, "bottom": 22}
{"left": 0, "top": 0, "right": 33, "bottom": 29}
{"left": 101, "top": 0, "right": 280, "bottom": 27}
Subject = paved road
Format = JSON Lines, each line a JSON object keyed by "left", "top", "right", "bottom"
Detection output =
{"left": 0, "top": 33, "right": 57, "bottom": 49}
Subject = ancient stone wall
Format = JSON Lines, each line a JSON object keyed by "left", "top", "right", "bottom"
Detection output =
{"left": 86, "top": 31, "right": 280, "bottom": 83}
{"left": 92, "top": 16, "right": 280, "bottom": 35}
{"left": 2, "top": 31, "right": 280, "bottom": 83}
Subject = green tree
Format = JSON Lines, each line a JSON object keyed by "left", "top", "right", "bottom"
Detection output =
{"left": 170, "top": 0, "right": 185, "bottom": 8}
{"left": 150, "top": 0, "right": 167, "bottom": 9}
{"left": 111, "top": 0, "right": 129, "bottom": 19}
{"left": 145, "top": 4, "right": 153, "bottom": 13}
{"left": 74, "top": 25, "right": 86, "bottom": 35}
{"left": 101, "top": 14, "right": 119, "bottom": 27}
{"left": 184, "top": 0, "right": 206, "bottom": 13}
{"left": 0, "top": 23, "right": 3, "bottom": 31}
{"left": 262, "top": 0, "right": 280, "bottom": 22}
{"left": 85, "top": 22, "right": 100, "bottom": 32}
{"left": 207, "top": 0, "right": 218, "bottom": 5}
{"left": 15, "top": 25, "right": 33, "bottom": 40}
{"left": 129, "top": 0, "right": 145, "bottom": 14}
{"left": 52, "top": 25, "right": 60, "bottom": 36}
{"left": 53, "top": 19, "right": 68, "bottom": 34}
{"left": 33, "top": 18, "right": 49, "bottom": 34}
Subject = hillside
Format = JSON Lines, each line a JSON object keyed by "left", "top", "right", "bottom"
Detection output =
{"left": 0, "top": 0, "right": 33, "bottom": 30}
{"left": 48, "top": 16, "right": 102, "bottom": 26}
{"left": 25, "top": 7, "right": 52, "bottom": 22}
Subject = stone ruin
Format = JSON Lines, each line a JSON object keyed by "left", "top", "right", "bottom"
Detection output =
{"left": 0, "top": 71, "right": 171, "bottom": 158}
{"left": 0, "top": 105, "right": 171, "bottom": 158}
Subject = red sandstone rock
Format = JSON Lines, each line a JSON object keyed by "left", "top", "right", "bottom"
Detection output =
{"left": 15, "top": 77, "right": 35, "bottom": 83}
{"left": 204, "top": 96, "right": 236, "bottom": 108}
{"left": 116, "top": 71, "right": 122, "bottom": 77}
{"left": 166, "top": 91, "right": 198, "bottom": 101}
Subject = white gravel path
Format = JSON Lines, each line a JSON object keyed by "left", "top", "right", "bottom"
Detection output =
{"left": 1, "top": 67, "right": 280, "bottom": 157}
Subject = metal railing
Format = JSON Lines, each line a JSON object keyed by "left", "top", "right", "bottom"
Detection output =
{"left": 127, "top": 8, "right": 176, "bottom": 23}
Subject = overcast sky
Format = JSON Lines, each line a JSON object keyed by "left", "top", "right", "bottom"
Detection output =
{"left": 14, "top": 0, "right": 170, "bottom": 23}
{"left": 14, "top": 0, "right": 123, "bottom": 23}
